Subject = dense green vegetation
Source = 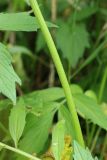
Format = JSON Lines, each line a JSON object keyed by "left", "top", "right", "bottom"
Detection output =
{"left": 0, "top": 0, "right": 107, "bottom": 160}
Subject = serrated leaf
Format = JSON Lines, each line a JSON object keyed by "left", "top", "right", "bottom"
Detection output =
{"left": 0, "top": 84, "right": 82, "bottom": 110}
{"left": 1, "top": 85, "right": 107, "bottom": 131}
{"left": 76, "top": 6, "right": 98, "bottom": 21}
{"left": 23, "top": 84, "right": 82, "bottom": 104}
{"left": 52, "top": 120, "right": 65, "bottom": 160}
{"left": 0, "top": 43, "right": 21, "bottom": 104}
{"left": 74, "top": 94, "right": 107, "bottom": 130}
{"left": 56, "top": 23, "right": 89, "bottom": 67}
{"left": 73, "top": 141, "right": 98, "bottom": 160}
{"left": 23, "top": 87, "right": 64, "bottom": 103}
{"left": 0, "top": 87, "right": 64, "bottom": 112}
{"left": 0, "top": 12, "right": 57, "bottom": 32}
{"left": 7, "top": 44, "right": 33, "bottom": 82}
{"left": 9, "top": 99, "right": 26, "bottom": 147}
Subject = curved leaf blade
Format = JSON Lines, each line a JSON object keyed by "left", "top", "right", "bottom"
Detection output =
{"left": 52, "top": 120, "right": 65, "bottom": 160}
{"left": 0, "top": 12, "right": 57, "bottom": 32}
{"left": 9, "top": 99, "right": 26, "bottom": 147}
{"left": 0, "top": 43, "right": 21, "bottom": 104}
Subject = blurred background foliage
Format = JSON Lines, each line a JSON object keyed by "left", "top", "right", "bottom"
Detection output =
{"left": 0, "top": 0, "right": 107, "bottom": 160}
{"left": 0, "top": 0, "right": 107, "bottom": 101}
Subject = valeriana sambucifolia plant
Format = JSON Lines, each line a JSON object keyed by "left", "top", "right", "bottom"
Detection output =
{"left": 0, "top": 0, "right": 107, "bottom": 160}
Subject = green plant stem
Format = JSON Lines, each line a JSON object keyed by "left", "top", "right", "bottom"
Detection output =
{"left": 88, "top": 125, "right": 96, "bottom": 147}
{"left": 29, "top": 0, "right": 84, "bottom": 147}
{"left": 90, "top": 66, "right": 107, "bottom": 152}
{"left": 98, "top": 67, "right": 107, "bottom": 158}
{"left": 100, "top": 134, "right": 107, "bottom": 160}
{"left": 98, "top": 67, "right": 107, "bottom": 102}
{"left": 93, "top": 63, "right": 102, "bottom": 87}
{"left": 86, "top": 120, "right": 89, "bottom": 145}
{"left": 0, "top": 142, "right": 40, "bottom": 160}
{"left": 90, "top": 127, "right": 101, "bottom": 152}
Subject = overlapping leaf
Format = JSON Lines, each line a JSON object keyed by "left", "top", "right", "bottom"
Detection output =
{"left": 73, "top": 141, "right": 98, "bottom": 160}
{"left": 56, "top": 23, "right": 89, "bottom": 67}
{"left": 52, "top": 120, "right": 65, "bottom": 160}
{"left": 74, "top": 94, "right": 107, "bottom": 130}
{"left": 59, "top": 106, "right": 75, "bottom": 139}
{"left": 9, "top": 99, "right": 26, "bottom": 147}
{"left": 17, "top": 112, "right": 54, "bottom": 160}
{"left": 0, "top": 12, "right": 56, "bottom": 32}
{"left": 75, "top": 6, "right": 98, "bottom": 21}
{"left": 0, "top": 43, "right": 21, "bottom": 104}
{"left": 0, "top": 84, "right": 107, "bottom": 132}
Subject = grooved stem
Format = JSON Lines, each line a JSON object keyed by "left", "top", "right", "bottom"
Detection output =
{"left": 29, "top": 0, "right": 84, "bottom": 147}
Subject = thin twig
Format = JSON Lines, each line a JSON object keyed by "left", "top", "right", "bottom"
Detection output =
{"left": 0, "top": 142, "right": 41, "bottom": 160}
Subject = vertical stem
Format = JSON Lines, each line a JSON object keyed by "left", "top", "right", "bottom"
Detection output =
{"left": 100, "top": 134, "right": 107, "bottom": 160}
{"left": 90, "top": 127, "right": 101, "bottom": 152}
{"left": 98, "top": 67, "right": 107, "bottom": 158}
{"left": 98, "top": 67, "right": 107, "bottom": 102}
{"left": 86, "top": 120, "right": 89, "bottom": 145}
{"left": 51, "top": 0, "right": 57, "bottom": 22}
{"left": 88, "top": 125, "right": 96, "bottom": 147}
{"left": 29, "top": 0, "right": 84, "bottom": 147}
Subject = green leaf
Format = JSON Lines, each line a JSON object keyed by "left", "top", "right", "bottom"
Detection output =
{"left": 0, "top": 43, "right": 21, "bottom": 104}
{"left": 56, "top": 23, "right": 89, "bottom": 67}
{"left": 1, "top": 85, "right": 107, "bottom": 131}
{"left": 23, "top": 87, "right": 64, "bottom": 103}
{"left": 0, "top": 12, "right": 57, "bottom": 32}
{"left": 0, "top": 87, "right": 64, "bottom": 112}
{"left": 75, "top": 6, "right": 98, "bottom": 21}
{"left": 8, "top": 45, "right": 33, "bottom": 57}
{"left": 36, "top": 31, "right": 46, "bottom": 52}
{"left": 8, "top": 44, "right": 33, "bottom": 82}
{"left": 71, "top": 40, "right": 107, "bottom": 78}
{"left": 29, "top": 101, "right": 60, "bottom": 116}
{"left": 85, "top": 90, "right": 98, "bottom": 103}
{"left": 25, "top": 0, "right": 30, "bottom": 6}
{"left": 59, "top": 105, "right": 75, "bottom": 139}
{"left": 0, "top": 84, "right": 82, "bottom": 111}
{"left": 52, "top": 120, "right": 65, "bottom": 160}
{"left": 17, "top": 112, "right": 54, "bottom": 160}
{"left": 0, "top": 99, "right": 12, "bottom": 112}
{"left": 73, "top": 141, "right": 98, "bottom": 160}
{"left": 9, "top": 99, "right": 26, "bottom": 147}
{"left": 70, "top": 84, "right": 83, "bottom": 94}
{"left": 74, "top": 94, "right": 107, "bottom": 130}
{"left": 101, "top": 102, "right": 107, "bottom": 116}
